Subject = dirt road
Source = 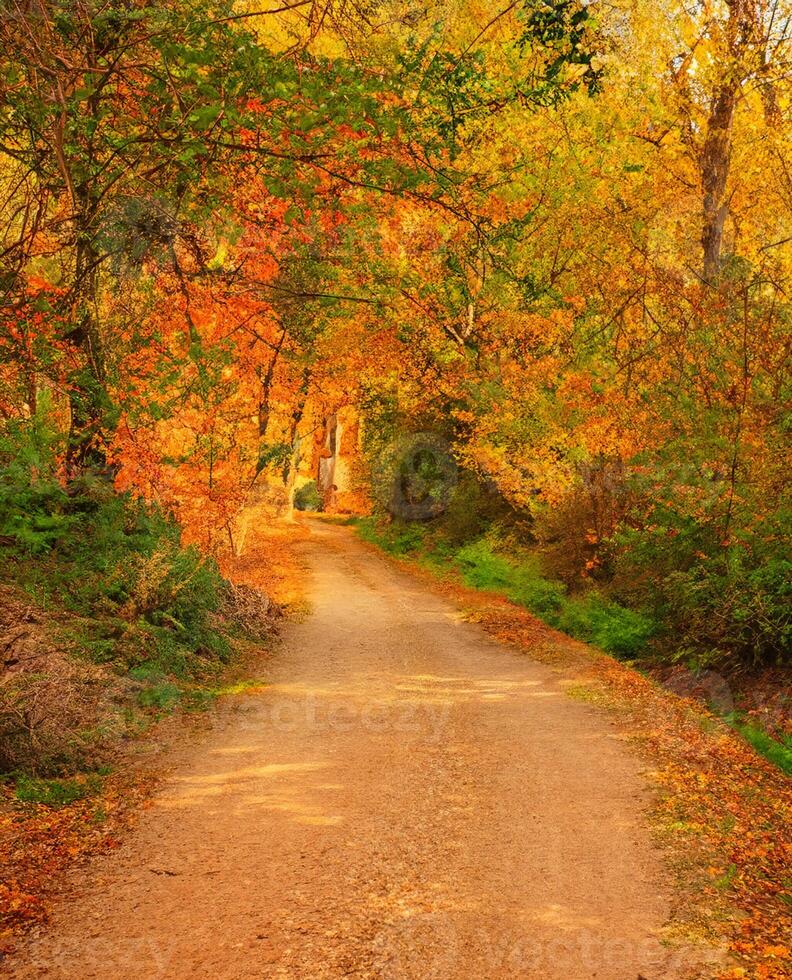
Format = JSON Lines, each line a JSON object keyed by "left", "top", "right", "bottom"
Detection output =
{"left": 9, "top": 520, "right": 690, "bottom": 979}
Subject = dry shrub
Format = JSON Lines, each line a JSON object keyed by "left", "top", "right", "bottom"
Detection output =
{"left": 533, "top": 491, "right": 599, "bottom": 584}
{"left": 222, "top": 582, "right": 281, "bottom": 637}
{"left": 121, "top": 546, "right": 178, "bottom": 617}
{"left": 0, "top": 587, "right": 122, "bottom": 773}
{"left": 534, "top": 463, "right": 630, "bottom": 585}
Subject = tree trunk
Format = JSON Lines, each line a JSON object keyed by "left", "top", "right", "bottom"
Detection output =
{"left": 699, "top": 0, "right": 761, "bottom": 283}
{"left": 701, "top": 84, "right": 736, "bottom": 283}
{"left": 63, "top": 25, "right": 108, "bottom": 474}
{"left": 282, "top": 368, "right": 311, "bottom": 517}
{"left": 65, "top": 230, "right": 107, "bottom": 472}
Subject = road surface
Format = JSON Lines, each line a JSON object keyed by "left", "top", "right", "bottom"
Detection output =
{"left": 9, "top": 520, "right": 688, "bottom": 979}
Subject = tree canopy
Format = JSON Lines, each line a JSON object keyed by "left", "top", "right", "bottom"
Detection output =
{"left": 1, "top": 0, "right": 790, "bottom": 667}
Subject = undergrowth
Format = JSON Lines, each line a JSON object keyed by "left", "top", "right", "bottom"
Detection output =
{"left": 727, "top": 718, "right": 792, "bottom": 776}
{"left": 0, "top": 415, "right": 269, "bottom": 781}
{"left": 11, "top": 773, "right": 106, "bottom": 807}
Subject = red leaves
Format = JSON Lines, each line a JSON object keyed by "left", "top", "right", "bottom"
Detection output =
{"left": 0, "top": 774, "right": 155, "bottom": 954}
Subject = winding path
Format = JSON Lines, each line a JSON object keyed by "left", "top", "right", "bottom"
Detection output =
{"left": 10, "top": 520, "right": 689, "bottom": 979}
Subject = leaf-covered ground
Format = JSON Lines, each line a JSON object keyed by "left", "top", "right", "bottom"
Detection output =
{"left": 364, "top": 541, "right": 791, "bottom": 979}
{"left": 0, "top": 770, "right": 156, "bottom": 955}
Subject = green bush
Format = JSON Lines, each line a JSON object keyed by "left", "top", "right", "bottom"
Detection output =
{"left": 0, "top": 418, "right": 235, "bottom": 683}
{"left": 294, "top": 480, "right": 322, "bottom": 511}
{"left": 438, "top": 472, "right": 516, "bottom": 546}
{"left": 556, "top": 594, "right": 656, "bottom": 658}
{"left": 0, "top": 415, "right": 74, "bottom": 553}
{"left": 0, "top": 416, "right": 271, "bottom": 778}
{"left": 614, "top": 527, "right": 791, "bottom": 668}
{"left": 611, "top": 497, "right": 791, "bottom": 667}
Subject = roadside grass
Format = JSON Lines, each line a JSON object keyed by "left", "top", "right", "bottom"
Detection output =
{"left": 726, "top": 718, "right": 792, "bottom": 776}
{"left": 135, "top": 675, "right": 270, "bottom": 716}
{"left": 137, "top": 681, "right": 182, "bottom": 712}
{"left": 353, "top": 516, "right": 790, "bottom": 778}
{"left": 11, "top": 773, "right": 105, "bottom": 807}
{"left": 354, "top": 517, "right": 656, "bottom": 659}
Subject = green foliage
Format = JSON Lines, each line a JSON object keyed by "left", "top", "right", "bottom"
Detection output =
{"left": 137, "top": 682, "right": 182, "bottom": 712}
{"left": 726, "top": 718, "right": 792, "bottom": 776}
{"left": 555, "top": 594, "right": 656, "bottom": 659}
{"left": 1, "top": 416, "right": 235, "bottom": 689}
{"left": 436, "top": 472, "right": 517, "bottom": 546}
{"left": 294, "top": 480, "right": 322, "bottom": 512}
{"left": 354, "top": 517, "right": 428, "bottom": 556}
{"left": 0, "top": 414, "right": 73, "bottom": 553}
{"left": 454, "top": 539, "right": 564, "bottom": 618}
{"left": 613, "top": 508, "right": 791, "bottom": 667}
{"left": 455, "top": 539, "right": 515, "bottom": 590}
{"left": 256, "top": 442, "right": 292, "bottom": 476}
{"left": 518, "top": 0, "right": 604, "bottom": 101}
{"left": 510, "top": 573, "right": 569, "bottom": 622}
{"left": 0, "top": 416, "right": 279, "bottom": 778}
{"left": 13, "top": 773, "right": 103, "bottom": 807}
{"left": 400, "top": 0, "right": 603, "bottom": 155}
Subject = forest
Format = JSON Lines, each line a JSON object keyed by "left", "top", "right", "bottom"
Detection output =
{"left": 0, "top": 0, "right": 790, "bottom": 974}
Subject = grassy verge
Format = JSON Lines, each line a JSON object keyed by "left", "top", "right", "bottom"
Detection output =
{"left": 353, "top": 517, "right": 790, "bottom": 777}
{"left": 726, "top": 718, "right": 792, "bottom": 777}
{"left": 355, "top": 516, "right": 656, "bottom": 658}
